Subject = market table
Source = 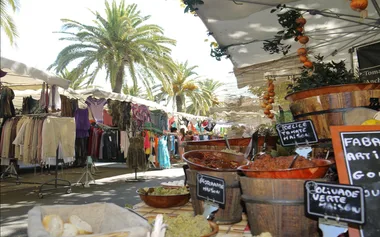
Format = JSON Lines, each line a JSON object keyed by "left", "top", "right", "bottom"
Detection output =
{"left": 133, "top": 201, "right": 253, "bottom": 237}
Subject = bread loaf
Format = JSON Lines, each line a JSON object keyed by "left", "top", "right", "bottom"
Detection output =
{"left": 61, "top": 223, "right": 78, "bottom": 237}
{"left": 69, "top": 215, "right": 93, "bottom": 234}
{"left": 42, "top": 214, "right": 64, "bottom": 237}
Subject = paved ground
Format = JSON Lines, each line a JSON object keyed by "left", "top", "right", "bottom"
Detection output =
{"left": 0, "top": 164, "right": 185, "bottom": 237}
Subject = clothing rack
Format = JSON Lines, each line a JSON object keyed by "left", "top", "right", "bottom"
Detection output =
{"left": 0, "top": 115, "right": 73, "bottom": 197}
{"left": 38, "top": 146, "right": 71, "bottom": 198}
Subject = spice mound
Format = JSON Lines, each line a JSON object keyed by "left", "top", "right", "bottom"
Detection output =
{"left": 140, "top": 186, "right": 189, "bottom": 195}
{"left": 251, "top": 154, "right": 316, "bottom": 171}
{"left": 163, "top": 213, "right": 212, "bottom": 237}
{"left": 187, "top": 155, "right": 239, "bottom": 169}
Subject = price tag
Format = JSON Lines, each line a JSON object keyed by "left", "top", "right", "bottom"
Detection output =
{"left": 196, "top": 173, "right": 226, "bottom": 208}
{"left": 275, "top": 120, "right": 318, "bottom": 147}
{"left": 305, "top": 181, "right": 365, "bottom": 224}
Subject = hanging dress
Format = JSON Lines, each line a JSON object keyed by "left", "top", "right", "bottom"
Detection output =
{"left": 158, "top": 136, "right": 170, "bottom": 169}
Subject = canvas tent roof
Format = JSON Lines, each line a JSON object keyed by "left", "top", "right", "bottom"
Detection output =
{"left": 61, "top": 88, "right": 171, "bottom": 112}
{"left": 0, "top": 57, "right": 70, "bottom": 90}
{"left": 195, "top": 0, "right": 380, "bottom": 88}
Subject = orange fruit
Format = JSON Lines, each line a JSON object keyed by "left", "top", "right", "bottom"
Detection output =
{"left": 298, "top": 36, "right": 309, "bottom": 44}
{"left": 299, "top": 55, "right": 308, "bottom": 63}
{"left": 297, "top": 48, "right": 307, "bottom": 56}
{"left": 264, "top": 109, "right": 271, "bottom": 115}
{"left": 268, "top": 113, "right": 275, "bottom": 119}
{"left": 304, "top": 61, "right": 313, "bottom": 68}
{"left": 296, "top": 17, "right": 307, "bottom": 26}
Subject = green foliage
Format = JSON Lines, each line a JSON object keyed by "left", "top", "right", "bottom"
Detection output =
{"left": 263, "top": 4, "right": 302, "bottom": 55}
{"left": 156, "top": 62, "right": 223, "bottom": 115}
{"left": 49, "top": 0, "right": 176, "bottom": 93}
{"left": 0, "top": 0, "right": 19, "bottom": 46}
{"left": 288, "top": 55, "right": 364, "bottom": 93}
{"left": 183, "top": 0, "right": 204, "bottom": 13}
{"left": 59, "top": 68, "right": 90, "bottom": 90}
{"left": 210, "top": 43, "right": 228, "bottom": 61}
{"left": 248, "top": 80, "right": 290, "bottom": 107}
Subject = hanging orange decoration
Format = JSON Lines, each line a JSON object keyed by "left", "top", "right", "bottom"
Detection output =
{"left": 304, "top": 61, "right": 313, "bottom": 68}
{"left": 296, "top": 17, "right": 307, "bottom": 26}
{"left": 296, "top": 27, "right": 304, "bottom": 33}
{"left": 350, "top": 0, "right": 368, "bottom": 18}
{"left": 299, "top": 55, "right": 308, "bottom": 63}
{"left": 298, "top": 36, "right": 309, "bottom": 44}
{"left": 297, "top": 48, "right": 307, "bottom": 56}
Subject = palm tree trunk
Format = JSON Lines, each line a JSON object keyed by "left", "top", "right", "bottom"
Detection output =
{"left": 176, "top": 95, "right": 183, "bottom": 112}
{"left": 113, "top": 65, "right": 124, "bottom": 93}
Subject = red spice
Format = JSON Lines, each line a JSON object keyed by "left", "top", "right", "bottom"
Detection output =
{"left": 251, "top": 154, "right": 316, "bottom": 171}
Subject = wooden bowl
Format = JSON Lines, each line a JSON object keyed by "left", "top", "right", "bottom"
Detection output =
{"left": 238, "top": 159, "right": 334, "bottom": 179}
{"left": 137, "top": 188, "right": 190, "bottom": 208}
{"left": 183, "top": 150, "right": 249, "bottom": 172}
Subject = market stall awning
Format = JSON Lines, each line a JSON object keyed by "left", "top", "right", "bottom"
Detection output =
{"left": 62, "top": 88, "right": 171, "bottom": 112}
{"left": 0, "top": 57, "right": 71, "bottom": 90}
{"left": 195, "top": 0, "right": 380, "bottom": 88}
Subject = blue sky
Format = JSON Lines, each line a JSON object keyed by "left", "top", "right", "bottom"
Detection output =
{"left": 1, "top": 0, "right": 248, "bottom": 97}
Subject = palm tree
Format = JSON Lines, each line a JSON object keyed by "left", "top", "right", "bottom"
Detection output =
{"left": 185, "top": 79, "right": 223, "bottom": 116}
{"left": 122, "top": 85, "right": 147, "bottom": 98}
{"left": 59, "top": 68, "right": 89, "bottom": 90}
{"left": 0, "top": 0, "right": 19, "bottom": 46}
{"left": 156, "top": 61, "right": 217, "bottom": 115}
{"left": 198, "top": 78, "right": 224, "bottom": 106}
{"left": 48, "top": 0, "right": 176, "bottom": 93}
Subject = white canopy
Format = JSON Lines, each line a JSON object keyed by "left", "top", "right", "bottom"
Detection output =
{"left": 62, "top": 88, "right": 171, "bottom": 112}
{"left": 0, "top": 57, "right": 70, "bottom": 90}
{"left": 195, "top": 0, "right": 380, "bottom": 88}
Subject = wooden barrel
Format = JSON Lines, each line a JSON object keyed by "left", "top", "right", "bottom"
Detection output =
{"left": 186, "top": 169, "right": 243, "bottom": 224}
{"left": 183, "top": 137, "right": 278, "bottom": 153}
{"left": 285, "top": 83, "right": 380, "bottom": 140}
{"left": 240, "top": 176, "right": 319, "bottom": 237}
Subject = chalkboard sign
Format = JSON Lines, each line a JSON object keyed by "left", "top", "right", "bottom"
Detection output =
{"left": 276, "top": 120, "right": 318, "bottom": 147}
{"left": 196, "top": 173, "right": 226, "bottom": 207}
{"left": 305, "top": 181, "right": 365, "bottom": 224}
{"left": 331, "top": 125, "right": 380, "bottom": 237}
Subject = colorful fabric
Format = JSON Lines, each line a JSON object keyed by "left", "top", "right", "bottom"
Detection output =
{"left": 85, "top": 97, "right": 107, "bottom": 123}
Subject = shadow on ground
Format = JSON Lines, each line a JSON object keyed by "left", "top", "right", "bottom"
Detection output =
{"left": 0, "top": 167, "right": 185, "bottom": 237}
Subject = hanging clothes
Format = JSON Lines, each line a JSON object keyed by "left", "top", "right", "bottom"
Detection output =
{"left": 150, "top": 110, "right": 168, "bottom": 131}
{"left": 126, "top": 136, "right": 147, "bottom": 170}
{"left": 41, "top": 116, "right": 76, "bottom": 164}
{"left": 74, "top": 108, "right": 90, "bottom": 166}
{"left": 120, "top": 131, "right": 130, "bottom": 159}
{"left": 103, "top": 109, "right": 113, "bottom": 126}
{"left": 107, "top": 100, "right": 131, "bottom": 130}
{"left": 87, "top": 124, "right": 120, "bottom": 161}
{"left": 158, "top": 136, "right": 170, "bottom": 169}
{"left": 22, "top": 96, "right": 43, "bottom": 114}
{"left": 131, "top": 104, "right": 150, "bottom": 132}
{"left": 0, "top": 87, "right": 16, "bottom": 118}
{"left": 85, "top": 97, "right": 107, "bottom": 123}
{"left": 60, "top": 95, "right": 78, "bottom": 117}
{"left": 75, "top": 108, "right": 91, "bottom": 138}
{"left": 49, "top": 85, "right": 61, "bottom": 111}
